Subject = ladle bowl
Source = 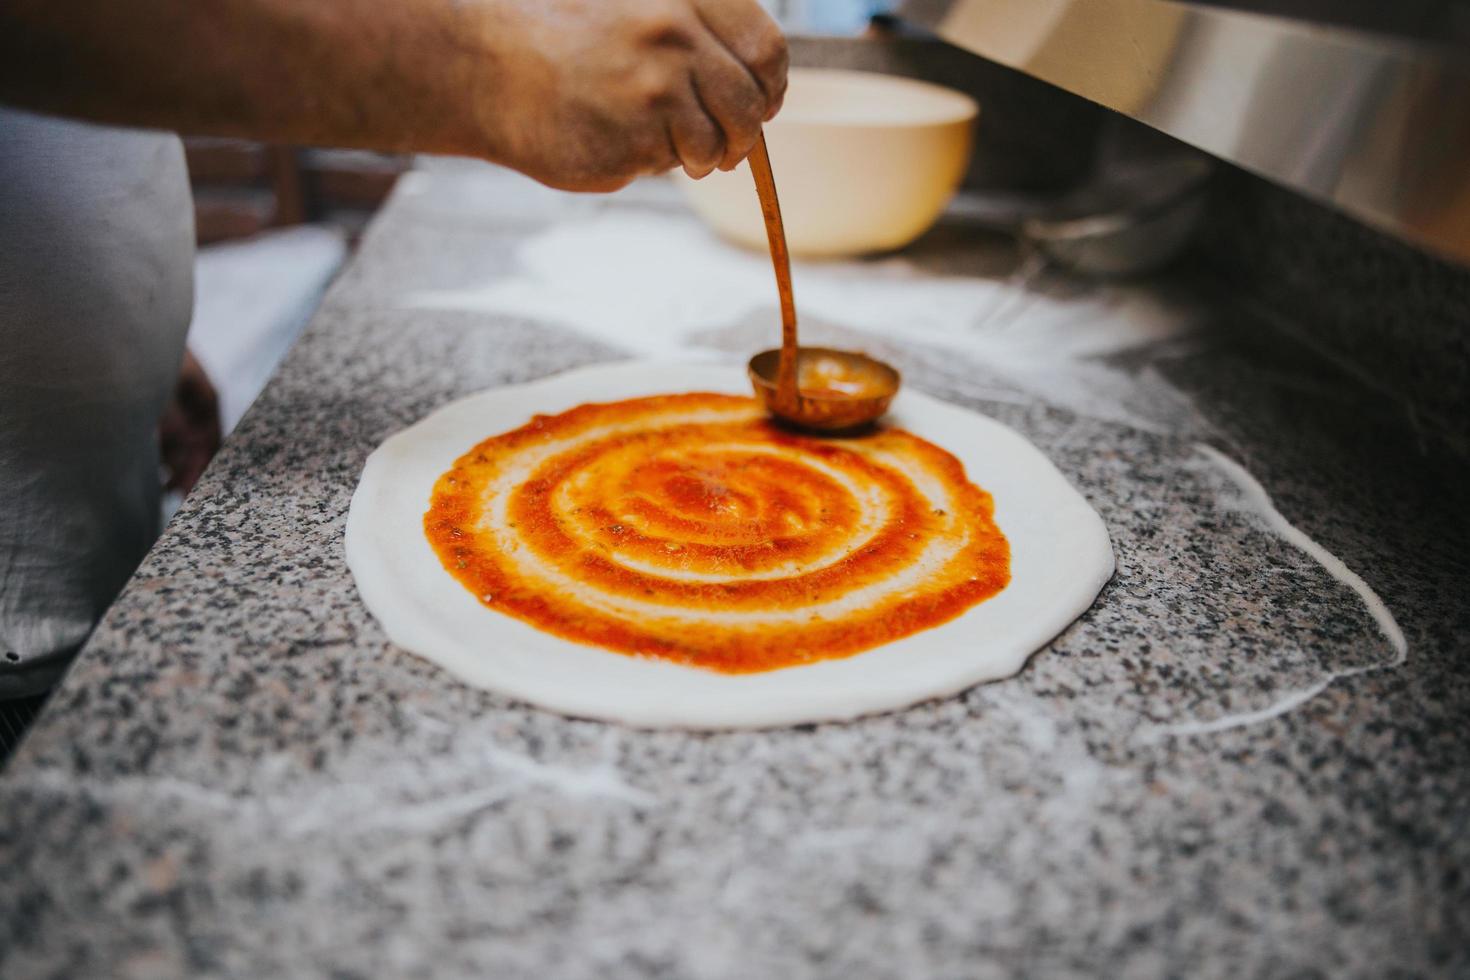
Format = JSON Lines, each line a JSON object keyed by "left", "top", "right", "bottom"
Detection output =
{"left": 748, "top": 347, "right": 900, "bottom": 432}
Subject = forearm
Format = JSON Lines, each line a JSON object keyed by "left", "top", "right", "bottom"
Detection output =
{"left": 1, "top": 0, "right": 787, "bottom": 191}
{"left": 0, "top": 0, "right": 498, "bottom": 156}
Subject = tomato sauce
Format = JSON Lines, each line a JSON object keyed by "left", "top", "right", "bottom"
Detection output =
{"left": 425, "top": 392, "right": 1010, "bottom": 673}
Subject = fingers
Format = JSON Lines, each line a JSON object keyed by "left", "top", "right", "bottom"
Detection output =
{"left": 668, "top": 74, "right": 726, "bottom": 178}
{"left": 690, "top": 36, "right": 767, "bottom": 171}
{"left": 625, "top": 0, "right": 787, "bottom": 180}
{"left": 693, "top": 0, "right": 788, "bottom": 120}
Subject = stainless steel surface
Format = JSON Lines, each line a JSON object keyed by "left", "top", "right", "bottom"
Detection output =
{"left": 901, "top": 0, "right": 1470, "bottom": 265}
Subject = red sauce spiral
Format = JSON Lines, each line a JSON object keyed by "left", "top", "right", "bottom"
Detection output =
{"left": 425, "top": 393, "right": 1010, "bottom": 673}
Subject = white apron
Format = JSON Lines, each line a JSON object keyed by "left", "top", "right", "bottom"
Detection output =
{"left": 0, "top": 108, "right": 194, "bottom": 697}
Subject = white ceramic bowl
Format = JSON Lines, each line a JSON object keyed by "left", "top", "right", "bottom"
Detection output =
{"left": 676, "top": 68, "right": 978, "bottom": 257}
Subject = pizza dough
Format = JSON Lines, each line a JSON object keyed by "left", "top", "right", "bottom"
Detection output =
{"left": 421, "top": 392, "right": 1012, "bottom": 672}
{"left": 346, "top": 361, "right": 1114, "bottom": 729}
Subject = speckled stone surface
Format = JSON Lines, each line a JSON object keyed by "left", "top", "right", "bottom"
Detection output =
{"left": 2, "top": 164, "right": 1468, "bottom": 979}
{"left": 1197, "top": 164, "right": 1470, "bottom": 453}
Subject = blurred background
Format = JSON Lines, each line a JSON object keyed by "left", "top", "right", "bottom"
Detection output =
{"left": 179, "top": 1, "right": 893, "bottom": 449}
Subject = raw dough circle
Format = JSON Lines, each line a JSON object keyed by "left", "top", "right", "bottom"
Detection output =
{"left": 346, "top": 361, "right": 1114, "bottom": 729}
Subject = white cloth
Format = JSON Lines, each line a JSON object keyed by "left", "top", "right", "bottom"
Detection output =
{"left": 0, "top": 108, "right": 195, "bottom": 697}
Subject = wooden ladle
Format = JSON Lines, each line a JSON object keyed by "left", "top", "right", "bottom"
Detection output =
{"left": 744, "top": 133, "right": 900, "bottom": 432}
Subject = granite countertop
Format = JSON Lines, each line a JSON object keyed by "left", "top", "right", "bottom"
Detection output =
{"left": 2, "top": 162, "right": 1467, "bottom": 978}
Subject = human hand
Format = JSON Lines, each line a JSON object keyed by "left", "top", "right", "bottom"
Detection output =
{"left": 2, "top": 0, "right": 785, "bottom": 193}
{"left": 159, "top": 349, "right": 222, "bottom": 496}
{"left": 477, "top": 0, "right": 788, "bottom": 191}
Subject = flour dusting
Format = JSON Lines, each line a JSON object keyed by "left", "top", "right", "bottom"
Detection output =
{"left": 1195, "top": 444, "right": 1407, "bottom": 662}
{"left": 1144, "top": 445, "right": 1408, "bottom": 741}
{"left": 405, "top": 207, "right": 1202, "bottom": 435}
{"left": 397, "top": 176, "right": 1398, "bottom": 739}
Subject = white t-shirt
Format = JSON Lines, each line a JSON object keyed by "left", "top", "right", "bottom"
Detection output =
{"left": 0, "top": 108, "right": 195, "bottom": 697}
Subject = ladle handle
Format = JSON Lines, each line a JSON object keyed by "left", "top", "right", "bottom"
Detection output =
{"left": 748, "top": 132, "right": 799, "bottom": 409}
